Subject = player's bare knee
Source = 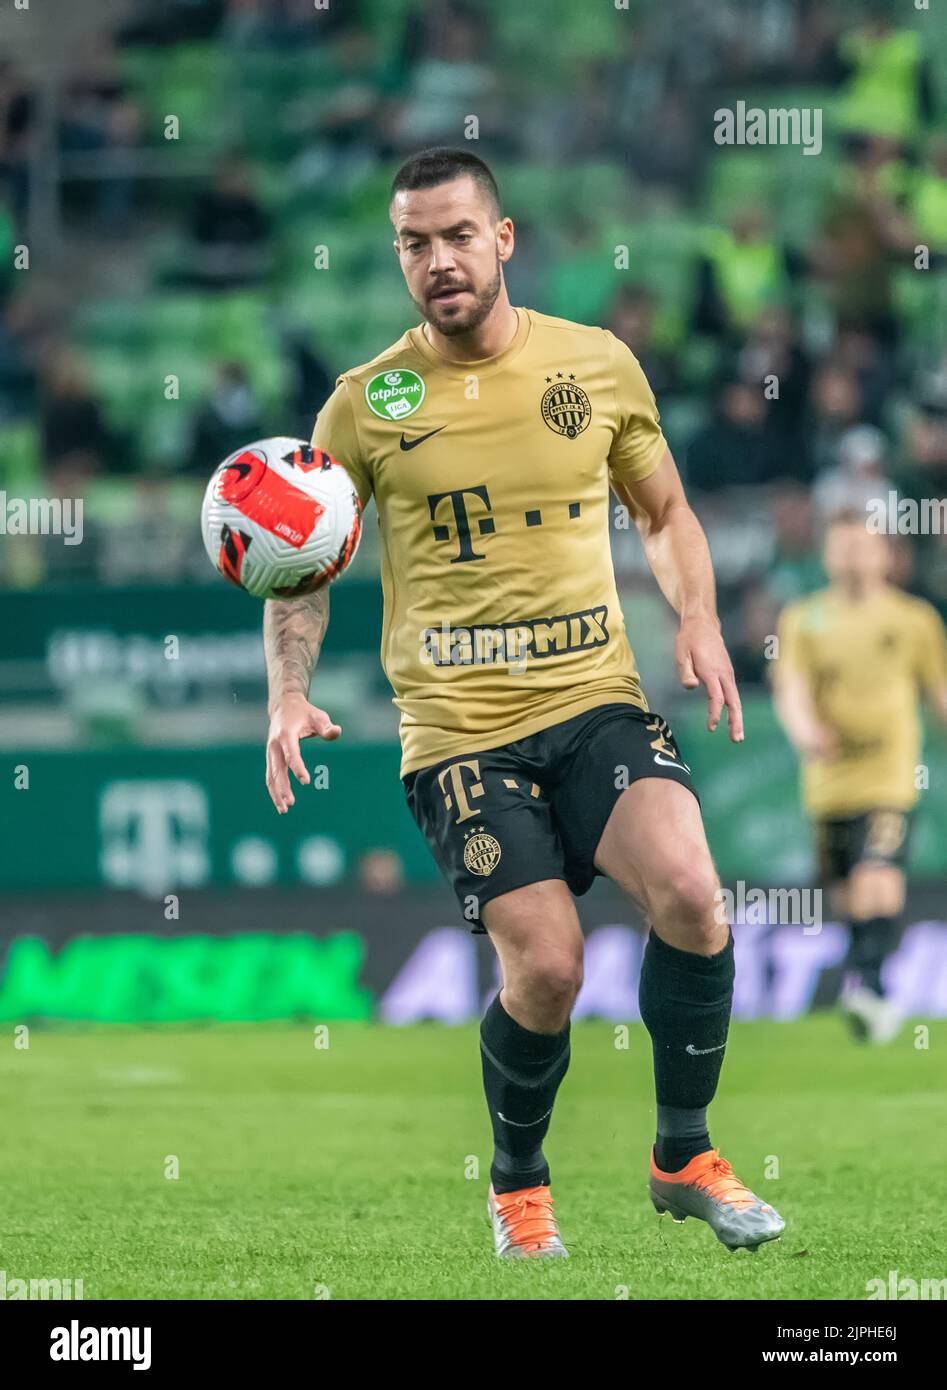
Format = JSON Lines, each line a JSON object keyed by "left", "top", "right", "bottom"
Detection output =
{"left": 536, "top": 955, "right": 583, "bottom": 1006}
{"left": 508, "top": 952, "right": 582, "bottom": 1023}
{"left": 650, "top": 862, "right": 721, "bottom": 944}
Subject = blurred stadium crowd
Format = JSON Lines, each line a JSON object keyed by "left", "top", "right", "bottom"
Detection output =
{"left": 1, "top": 0, "right": 946, "bottom": 693}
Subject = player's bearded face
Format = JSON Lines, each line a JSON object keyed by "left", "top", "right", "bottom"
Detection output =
{"left": 393, "top": 179, "right": 508, "bottom": 338}
{"left": 414, "top": 254, "right": 502, "bottom": 337}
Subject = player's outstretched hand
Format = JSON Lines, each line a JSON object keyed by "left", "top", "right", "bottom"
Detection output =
{"left": 265, "top": 693, "right": 341, "bottom": 813}
{"left": 675, "top": 612, "right": 744, "bottom": 743}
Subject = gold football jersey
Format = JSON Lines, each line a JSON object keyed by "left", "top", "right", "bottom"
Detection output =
{"left": 311, "top": 307, "right": 668, "bottom": 775}
{"left": 776, "top": 584, "right": 947, "bottom": 816}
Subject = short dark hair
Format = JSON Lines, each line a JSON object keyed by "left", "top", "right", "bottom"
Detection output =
{"left": 390, "top": 147, "right": 501, "bottom": 220}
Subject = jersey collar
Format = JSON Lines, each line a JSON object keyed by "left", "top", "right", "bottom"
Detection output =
{"left": 408, "top": 306, "right": 532, "bottom": 379}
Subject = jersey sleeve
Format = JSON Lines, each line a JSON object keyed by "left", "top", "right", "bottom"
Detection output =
{"left": 605, "top": 330, "right": 668, "bottom": 488}
{"left": 311, "top": 378, "right": 373, "bottom": 509}
{"left": 912, "top": 600, "right": 947, "bottom": 699}
{"left": 774, "top": 603, "right": 812, "bottom": 686}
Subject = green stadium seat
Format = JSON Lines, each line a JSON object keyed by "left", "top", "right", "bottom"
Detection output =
{"left": 494, "top": 0, "right": 616, "bottom": 72}
{"left": 133, "top": 401, "right": 195, "bottom": 469}
{"left": 84, "top": 349, "right": 151, "bottom": 430}
{"left": 570, "top": 162, "right": 637, "bottom": 222}
{"left": 704, "top": 153, "right": 778, "bottom": 220}
{"left": 164, "top": 478, "right": 206, "bottom": 521}
{"left": 357, "top": 0, "right": 415, "bottom": 53}
{"left": 120, "top": 43, "right": 231, "bottom": 149}
{"left": 147, "top": 295, "right": 211, "bottom": 351}
{"left": 75, "top": 300, "right": 148, "bottom": 352}
{"left": 0, "top": 422, "right": 42, "bottom": 492}
{"left": 892, "top": 268, "right": 947, "bottom": 355}
{"left": 83, "top": 477, "right": 143, "bottom": 524}
{"left": 493, "top": 165, "right": 572, "bottom": 223}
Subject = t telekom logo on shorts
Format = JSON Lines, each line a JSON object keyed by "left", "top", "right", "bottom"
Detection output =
{"left": 217, "top": 450, "right": 324, "bottom": 549}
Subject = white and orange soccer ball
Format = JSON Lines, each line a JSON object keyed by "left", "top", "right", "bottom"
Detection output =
{"left": 200, "top": 437, "right": 362, "bottom": 598}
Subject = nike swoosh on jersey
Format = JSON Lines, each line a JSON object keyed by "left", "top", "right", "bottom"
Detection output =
{"left": 653, "top": 753, "right": 690, "bottom": 771}
{"left": 685, "top": 1042, "right": 726, "bottom": 1055}
{"left": 399, "top": 427, "right": 445, "bottom": 451}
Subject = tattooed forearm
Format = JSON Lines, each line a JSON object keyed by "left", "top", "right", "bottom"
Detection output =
{"left": 263, "top": 590, "right": 330, "bottom": 711}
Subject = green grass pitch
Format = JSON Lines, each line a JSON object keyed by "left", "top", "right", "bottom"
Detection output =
{"left": 1, "top": 1017, "right": 942, "bottom": 1300}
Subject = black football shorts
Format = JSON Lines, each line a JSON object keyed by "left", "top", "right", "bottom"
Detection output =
{"left": 402, "top": 701, "right": 698, "bottom": 932}
{"left": 815, "top": 807, "right": 913, "bottom": 885}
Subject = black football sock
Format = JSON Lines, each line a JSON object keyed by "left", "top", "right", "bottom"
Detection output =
{"left": 846, "top": 916, "right": 900, "bottom": 996}
{"left": 638, "top": 927, "right": 735, "bottom": 1173}
{"left": 480, "top": 993, "right": 571, "bottom": 1195}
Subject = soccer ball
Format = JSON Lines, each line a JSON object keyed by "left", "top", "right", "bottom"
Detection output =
{"left": 201, "top": 437, "right": 362, "bottom": 599}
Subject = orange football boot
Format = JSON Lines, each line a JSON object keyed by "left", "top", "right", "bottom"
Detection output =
{"left": 487, "top": 1184, "right": 569, "bottom": 1259}
{"left": 650, "top": 1148, "right": 785, "bottom": 1251}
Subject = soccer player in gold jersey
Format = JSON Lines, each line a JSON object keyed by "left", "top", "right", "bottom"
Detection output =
{"left": 262, "top": 149, "right": 785, "bottom": 1256}
{"left": 775, "top": 513, "right": 947, "bottom": 1043}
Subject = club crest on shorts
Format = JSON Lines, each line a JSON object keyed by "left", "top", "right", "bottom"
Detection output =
{"left": 540, "top": 373, "right": 591, "bottom": 439}
{"left": 463, "top": 826, "right": 501, "bottom": 876}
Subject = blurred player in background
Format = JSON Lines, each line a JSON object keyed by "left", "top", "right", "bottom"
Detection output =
{"left": 263, "top": 148, "right": 786, "bottom": 1259}
{"left": 774, "top": 512, "right": 947, "bottom": 1043}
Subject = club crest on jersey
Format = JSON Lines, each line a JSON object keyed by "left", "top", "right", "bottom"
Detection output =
{"left": 463, "top": 827, "right": 501, "bottom": 876}
{"left": 540, "top": 373, "right": 591, "bottom": 439}
{"left": 365, "top": 368, "right": 426, "bottom": 421}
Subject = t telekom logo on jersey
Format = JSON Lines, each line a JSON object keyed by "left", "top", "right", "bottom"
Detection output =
{"left": 425, "top": 485, "right": 584, "bottom": 563}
